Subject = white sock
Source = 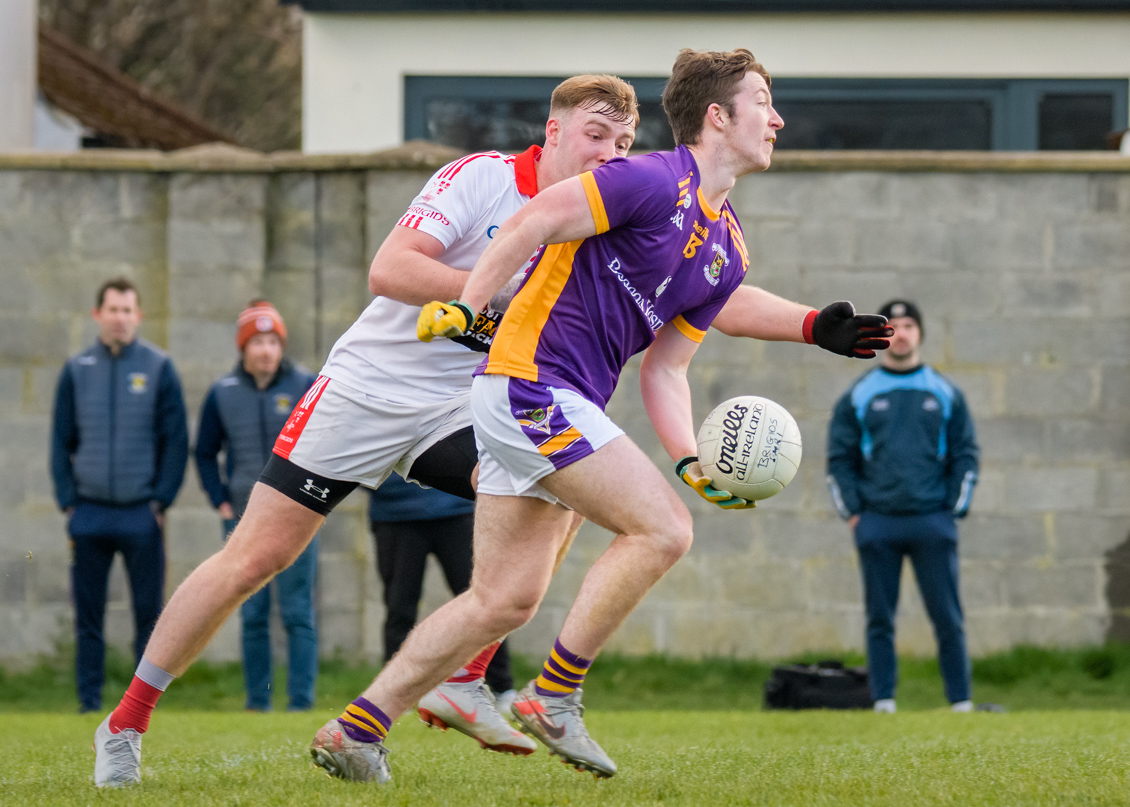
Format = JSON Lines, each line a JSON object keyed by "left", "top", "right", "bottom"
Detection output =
{"left": 951, "top": 699, "right": 974, "bottom": 713}
{"left": 873, "top": 698, "right": 896, "bottom": 713}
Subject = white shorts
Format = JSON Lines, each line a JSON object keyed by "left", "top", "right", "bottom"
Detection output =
{"left": 273, "top": 375, "right": 470, "bottom": 488}
{"left": 471, "top": 373, "right": 623, "bottom": 504}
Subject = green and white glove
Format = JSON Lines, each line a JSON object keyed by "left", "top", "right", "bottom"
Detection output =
{"left": 675, "top": 456, "right": 756, "bottom": 510}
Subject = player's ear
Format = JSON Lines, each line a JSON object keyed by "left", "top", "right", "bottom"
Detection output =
{"left": 705, "top": 103, "right": 726, "bottom": 131}
{"left": 545, "top": 116, "right": 561, "bottom": 146}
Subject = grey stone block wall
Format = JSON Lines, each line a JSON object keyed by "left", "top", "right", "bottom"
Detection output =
{"left": 0, "top": 151, "right": 1126, "bottom": 669}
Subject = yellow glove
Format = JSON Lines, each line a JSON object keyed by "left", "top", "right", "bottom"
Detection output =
{"left": 417, "top": 300, "right": 474, "bottom": 342}
{"left": 675, "top": 456, "right": 756, "bottom": 510}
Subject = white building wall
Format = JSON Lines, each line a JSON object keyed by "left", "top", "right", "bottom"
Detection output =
{"left": 302, "top": 11, "right": 1130, "bottom": 153}
{"left": 0, "top": 0, "right": 37, "bottom": 151}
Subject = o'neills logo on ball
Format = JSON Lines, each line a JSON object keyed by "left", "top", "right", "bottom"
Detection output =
{"left": 716, "top": 402, "right": 763, "bottom": 477}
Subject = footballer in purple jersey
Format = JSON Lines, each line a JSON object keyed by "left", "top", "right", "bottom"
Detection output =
{"left": 353, "top": 49, "right": 890, "bottom": 785}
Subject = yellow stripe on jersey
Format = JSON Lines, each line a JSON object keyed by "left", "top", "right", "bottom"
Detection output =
{"left": 485, "top": 240, "right": 582, "bottom": 382}
{"left": 538, "top": 427, "right": 583, "bottom": 457}
{"left": 580, "top": 172, "right": 610, "bottom": 234}
{"left": 672, "top": 315, "right": 707, "bottom": 343}
{"left": 697, "top": 188, "right": 721, "bottom": 221}
{"left": 723, "top": 210, "right": 750, "bottom": 269}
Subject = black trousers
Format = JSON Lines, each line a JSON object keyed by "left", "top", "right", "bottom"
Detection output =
{"left": 371, "top": 513, "right": 513, "bottom": 693}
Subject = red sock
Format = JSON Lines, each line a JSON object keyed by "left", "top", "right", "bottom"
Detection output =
{"left": 109, "top": 676, "right": 164, "bottom": 733}
{"left": 446, "top": 642, "right": 501, "bottom": 683}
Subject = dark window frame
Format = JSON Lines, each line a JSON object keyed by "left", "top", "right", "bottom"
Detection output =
{"left": 405, "top": 75, "right": 1128, "bottom": 151}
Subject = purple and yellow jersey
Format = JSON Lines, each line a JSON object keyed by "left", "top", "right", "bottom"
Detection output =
{"left": 481, "top": 145, "right": 750, "bottom": 409}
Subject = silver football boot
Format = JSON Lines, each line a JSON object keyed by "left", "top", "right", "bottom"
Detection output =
{"left": 510, "top": 682, "right": 617, "bottom": 778}
{"left": 93, "top": 714, "right": 142, "bottom": 788}
{"left": 310, "top": 718, "right": 391, "bottom": 783}
{"left": 418, "top": 679, "right": 537, "bottom": 755}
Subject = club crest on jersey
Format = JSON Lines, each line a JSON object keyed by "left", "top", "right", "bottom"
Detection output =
{"left": 274, "top": 394, "right": 292, "bottom": 415}
{"left": 128, "top": 373, "right": 148, "bottom": 394}
{"left": 517, "top": 405, "right": 557, "bottom": 435}
{"left": 704, "top": 244, "right": 729, "bottom": 286}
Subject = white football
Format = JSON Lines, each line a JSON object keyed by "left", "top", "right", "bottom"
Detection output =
{"left": 697, "top": 396, "right": 803, "bottom": 501}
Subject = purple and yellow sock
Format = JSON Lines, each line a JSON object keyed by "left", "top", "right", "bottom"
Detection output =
{"left": 534, "top": 639, "right": 593, "bottom": 698}
{"left": 337, "top": 697, "right": 391, "bottom": 744}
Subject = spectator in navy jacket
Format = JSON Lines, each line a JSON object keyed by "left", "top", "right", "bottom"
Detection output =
{"left": 827, "top": 300, "right": 979, "bottom": 714}
{"left": 195, "top": 301, "right": 319, "bottom": 711}
{"left": 51, "top": 277, "right": 189, "bottom": 712}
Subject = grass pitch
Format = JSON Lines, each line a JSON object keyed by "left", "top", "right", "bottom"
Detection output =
{"left": 4, "top": 709, "right": 1129, "bottom": 806}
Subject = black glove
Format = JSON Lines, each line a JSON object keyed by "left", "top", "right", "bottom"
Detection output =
{"left": 807, "top": 301, "right": 892, "bottom": 359}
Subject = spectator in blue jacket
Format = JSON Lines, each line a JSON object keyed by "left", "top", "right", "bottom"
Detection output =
{"left": 826, "top": 300, "right": 979, "bottom": 714}
{"left": 195, "top": 301, "right": 319, "bottom": 711}
{"left": 51, "top": 277, "right": 189, "bottom": 712}
{"left": 368, "top": 475, "right": 515, "bottom": 700}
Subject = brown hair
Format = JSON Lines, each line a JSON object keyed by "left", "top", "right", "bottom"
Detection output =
{"left": 662, "top": 48, "right": 771, "bottom": 146}
{"left": 96, "top": 276, "right": 139, "bottom": 308}
{"left": 550, "top": 74, "right": 640, "bottom": 129}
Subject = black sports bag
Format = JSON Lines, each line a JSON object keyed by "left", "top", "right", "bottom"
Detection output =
{"left": 763, "top": 660, "right": 872, "bottom": 710}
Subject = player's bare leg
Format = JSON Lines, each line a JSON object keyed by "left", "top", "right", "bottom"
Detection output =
{"left": 361, "top": 494, "right": 572, "bottom": 716}
{"left": 542, "top": 436, "right": 693, "bottom": 657}
{"left": 95, "top": 484, "right": 324, "bottom": 787}
{"left": 509, "top": 435, "right": 692, "bottom": 777}
{"left": 417, "top": 509, "right": 583, "bottom": 754}
{"left": 144, "top": 484, "right": 325, "bottom": 675}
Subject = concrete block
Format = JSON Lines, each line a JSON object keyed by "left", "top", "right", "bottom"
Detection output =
{"left": 950, "top": 219, "right": 1048, "bottom": 273}
{"left": 318, "top": 554, "right": 365, "bottom": 611}
{"left": 1001, "top": 273, "right": 1092, "bottom": 317}
{"left": 960, "top": 563, "right": 1007, "bottom": 609}
{"left": 952, "top": 317, "right": 1099, "bottom": 367}
{"left": 960, "top": 515, "right": 1048, "bottom": 561}
{"left": 1046, "top": 419, "right": 1130, "bottom": 463}
{"left": 1099, "top": 468, "right": 1130, "bottom": 514}
{"left": 745, "top": 219, "right": 801, "bottom": 275}
{"left": 1005, "top": 562, "right": 1102, "bottom": 609}
{"left": 892, "top": 173, "right": 999, "bottom": 222}
{"left": 855, "top": 220, "right": 953, "bottom": 271}
{"left": 1087, "top": 175, "right": 1130, "bottom": 216}
{"left": 796, "top": 217, "right": 856, "bottom": 268}
{"left": 1054, "top": 513, "right": 1129, "bottom": 560}
{"left": 803, "top": 558, "right": 862, "bottom": 608}
{"left": 800, "top": 268, "right": 902, "bottom": 309}
{"left": 995, "top": 174, "right": 1091, "bottom": 221}
{"left": 1099, "top": 366, "right": 1130, "bottom": 419}
{"left": 977, "top": 417, "right": 1044, "bottom": 463}
{"left": 1005, "top": 368, "right": 1097, "bottom": 416}
{"left": 1052, "top": 222, "right": 1130, "bottom": 270}
{"left": 0, "top": 603, "right": 71, "bottom": 662}
{"left": 1003, "top": 467, "right": 1099, "bottom": 512}
{"left": 899, "top": 272, "right": 1003, "bottom": 319}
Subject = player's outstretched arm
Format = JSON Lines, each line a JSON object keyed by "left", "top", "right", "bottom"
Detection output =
{"left": 369, "top": 226, "right": 469, "bottom": 306}
{"left": 417, "top": 178, "right": 598, "bottom": 341}
{"left": 712, "top": 289, "right": 892, "bottom": 358}
{"left": 711, "top": 284, "right": 813, "bottom": 341}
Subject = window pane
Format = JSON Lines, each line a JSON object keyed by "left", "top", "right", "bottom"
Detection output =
{"left": 424, "top": 99, "right": 674, "bottom": 153}
{"left": 1038, "top": 94, "right": 1114, "bottom": 150}
{"left": 772, "top": 99, "right": 992, "bottom": 150}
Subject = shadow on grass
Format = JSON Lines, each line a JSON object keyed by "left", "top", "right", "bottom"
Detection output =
{"left": 5, "top": 643, "right": 1130, "bottom": 713}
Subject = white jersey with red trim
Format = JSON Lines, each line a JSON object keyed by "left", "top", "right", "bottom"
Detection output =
{"left": 319, "top": 147, "right": 541, "bottom": 401}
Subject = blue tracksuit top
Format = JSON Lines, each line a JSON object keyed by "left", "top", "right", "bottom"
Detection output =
{"left": 194, "top": 359, "right": 317, "bottom": 516}
{"left": 826, "top": 364, "right": 979, "bottom": 519}
{"left": 368, "top": 473, "right": 475, "bottom": 523}
{"left": 50, "top": 338, "right": 189, "bottom": 510}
